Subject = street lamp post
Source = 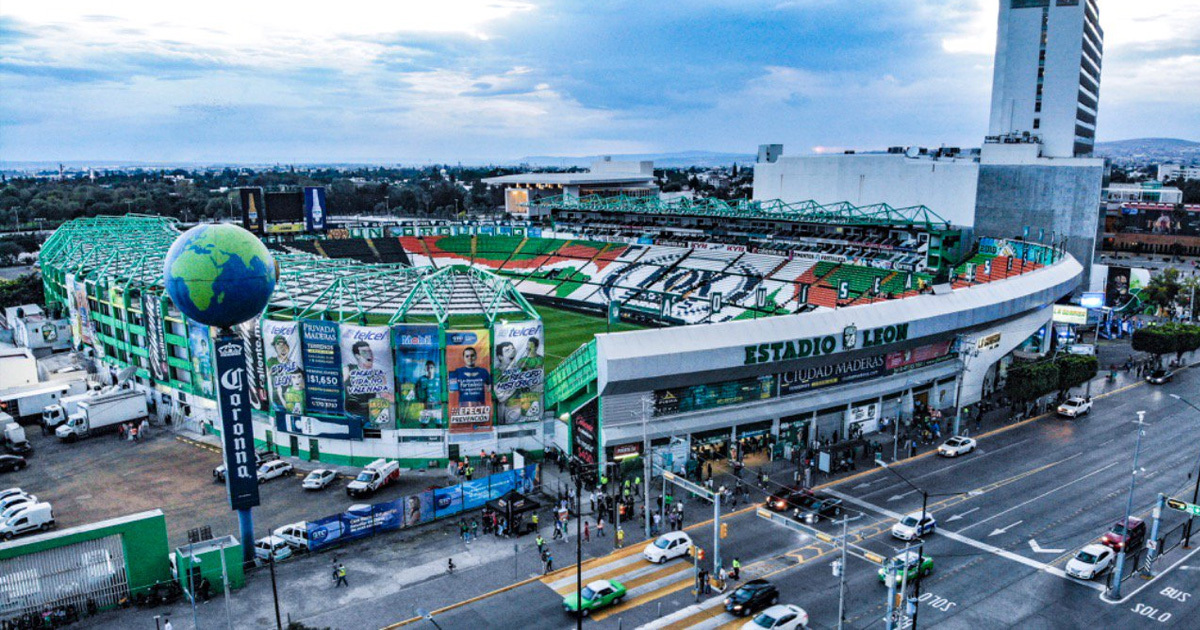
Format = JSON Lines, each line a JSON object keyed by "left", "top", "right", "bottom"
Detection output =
{"left": 1169, "top": 394, "right": 1200, "bottom": 548}
{"left": 1109, "top": 411, "right": 1148, "bottom": 600}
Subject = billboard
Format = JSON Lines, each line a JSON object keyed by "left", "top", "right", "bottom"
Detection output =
{"left": 304, "top": 186, "right": 328, "bottom": 231}
{"left": 213, "top": 333, "right": 260, "bottom": 510}
{"left": 301, "top": 320, "right": 343, "bottom": 416}
{"left": 263, "top": 319, "right": 303, "bottom": 414}
{"left": 394, "top": 324, "right": 444, "bottom": 429}
{"left": 142, "top": 293, "right": 168, "bottom": 382}
{"left": 65, "top": 274, "right": 82, "bottom": 350}
{"left": 446, "top": 329, "right": 492, "bottom": 433}
{"left": 237, "top": 317, "right": 269, "bottom": 411}
{"left": 240, "top": 187, "right": 265, "bottom": 234}
{"left": 1106, "top": 266, "right": 1132, "bottom": 308}
{"left": 340, "top": 324, "right": 394, "bottom": 429}
{"left": 274, "top": 412, "right": 364, "bottom": 440}
{"left": 188, "top": 322, "right": 215, "bottom": 397}
{"left": 884, "top": 341, "right": 954, "bottom": 372}
{"left": 1052, "top": 305, "right": 1088, "bottom": 325}
{"left": 779, "top": 355, "right": 885, "bottom": 396}
{"left": 492, "top": 320, "right": 544, "bottom": 425}
{"left": 571, "top": 398, "right": 600, "bottom": 468}
{"left": 306, "top": 501, "right": 402, "bottom": 552}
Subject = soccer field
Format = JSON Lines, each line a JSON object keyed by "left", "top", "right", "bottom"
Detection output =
{"left": 538, "top": 305, "right": 644, "bottom": 372}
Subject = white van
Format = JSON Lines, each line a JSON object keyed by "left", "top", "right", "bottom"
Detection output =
{"left": 272, "top": 522, "right": 312, "bottom": 552}
{"left": 0, "top": 502, "right": 53, "bottom": 540}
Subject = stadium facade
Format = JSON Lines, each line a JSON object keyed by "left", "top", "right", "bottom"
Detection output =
{"left": 38, "top": 200, "right": 1079, "bottom": 472}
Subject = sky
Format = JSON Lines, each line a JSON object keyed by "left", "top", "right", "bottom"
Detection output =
{"left": 1, "top": 0, "right": 1197, "bottom": 164}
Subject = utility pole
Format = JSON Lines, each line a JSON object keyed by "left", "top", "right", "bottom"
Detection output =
{"left": 1109, "top": 411, "right": 1148, "bottom": 600}
{"left": 640, "top": 396, "right": 653, "bottom": 540}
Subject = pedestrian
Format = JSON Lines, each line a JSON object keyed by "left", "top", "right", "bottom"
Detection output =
{"left": 616, "top": 527, "right": 625, "bottom": 548}
{"left": 731, "top": 557, "right": 741, "bottom": 581}
{"left": 590, "top": 491, "right": 597, "bottom": 514}
{"left": 717, "top": 566, "right": 729, "bottom": 592}
{"left": 597, "top": 517, "right": 606, "bottom": 537}
{"left": 460, "top": 519, "right": 469, "bottom": 542}
{"left": 634, "top": 475, "right": 641, "bottom": 495}
{"left": 652, "top": 512, "right": 661, "bottom": 535}
{"left": 163, "top": 618, "right": 173, "bottom": 630}
{"left": 471, "top": 519, "right": 479, "bottom": 540}
{"left": 335, "top": 564, "right": 348, "bottom": 587}
{"left": 535, "top": 534, "right": 545, "bottom": 553}
{"left": 544, "top": 551, "right": 554, "bottom": 574}
{"left": 531, "top": 512, "right": 539, "bottom": 531}
{"left": 583, "top": 521, "right": 591, "bottom": 542}
{"left": 139, "top": 417, "right": 150, "bottom": 440}
{"left": 705, "top": 462, "right": 712, "bottom": 481}
{"left": 117, "top": 423, "right": 125, "bottom": 441}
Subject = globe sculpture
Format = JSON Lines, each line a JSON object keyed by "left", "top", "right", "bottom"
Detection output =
{"left": 163, "top": 223, "right": 277, "bottom": 328}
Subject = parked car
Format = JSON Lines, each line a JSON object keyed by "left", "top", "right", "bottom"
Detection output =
{"left": 1066, "top": 543, "right": 1115, "bottom": 580}
{"left": 563, "top": 579, "right": 626, "bottom": 616}
{"left": 273, "top": 522, "right": 313, "bottom": 552}
{"left": 724, "top": 579, "right": 779, "bottom": 617}
{"left": 1056, "top": 397, "right": 1092, "bottom": 418}
{"left": 253, "top": 536, "right": 293, "bottom": 564}
{"left": 1101, "top": 517, "right": 1146, "bottom": 551}
{"left": 257, "top": 460, "right": 295, "bottom": 483}
{"left": 0, "top": 502, "right": 53, "bottom": 540}
{"left": 743, "top": 604, "right": 809, "bottom": 629}
{"left": 878, "top": 551, "right": 933, "bottom": 584}
{"left": 937, "top": 436, "right": 977, "bottom": 457}
{"left": 0, "top": 455, "right": 27, "bottom": 474}
{"left": 214, "top": 450, "right": 275, "bottom": 482}
{"left": 644, "top": 531, "right": 693, "bottom": 564}
{"left": 0, "top": 492, "right": 35, "bottom": 512}
{"left": 1, "top": 499, "right": 38, "bottom": 521}
{"left": 302, "top": 469, "right": 337, "bottom": 491}
{"left": 1145, "top": 369, "right": 1174, "bottom": 384}
{"left": 790, "top": 493, "right": 843, "bottom": 523}
{"left": 891, "top": 511, "right": 937, "bottom": 541}
{"left": 0, "top": 488, "right": 25, "bottom": 503}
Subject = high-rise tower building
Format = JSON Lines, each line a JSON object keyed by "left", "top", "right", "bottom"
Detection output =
{"left": 988, "top": 0, "right": 1103, "bottom": 158}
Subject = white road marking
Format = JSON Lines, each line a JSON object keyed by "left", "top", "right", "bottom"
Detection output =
{"left": 989, "top": 521, "right": 1024, "bottom": 537}
{"left": 888, "top": 490, "right": 919, "bottom": 502}
{"left": 946, "top": 508, "right": 979, "bottom": 523}
{"left": 959, "top": 460, "right": 1121, "bottom": 532}
{"left": 1029, "top": 539, "right": 1065, "bottom": 554}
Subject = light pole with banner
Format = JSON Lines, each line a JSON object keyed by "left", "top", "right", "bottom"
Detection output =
{"left": 164, "top": 223, "right": 278, "bottom": 564}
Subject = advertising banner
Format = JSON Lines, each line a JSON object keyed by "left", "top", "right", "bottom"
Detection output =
{"left": 236, "top": 317, "right": 269, "bottom": 411}
{"left": 301, "top": 320, "right": 343, "bottom": 416}
{"left": 263, "top": 319, "right": 303, "bottom": 413}
{"left": 394, "top": 324, "right": 444, "bottom": 429}
{"left": 514, "top": 463, "right": 538, "bottom": 494}
{"left": 1106, "top": 266, "right": 1132, "bottom": 308}
{"left": 433, "top": 485, "right": 463, "bottom": 517}
{"left": 65, "top": 274, "right": 82, "bottom": 350}
{"left": 188, "top": 322, "right": 215, "bottom": 397}
{"left": 405, "top": 490, "right": 436, "bottom": 525}
{"left": 492, "top": 320, "right": 544, "bottom": 425}
{"left": 446, "top": 330, "right": 492, "bottom": 433}
{"left": 142, "top": 293, "right": 168, "bottom": 382}
{"left": 462, "top": 478, "right": 491, "bottom": 511}
{"left": 654, "top": 375, "right": 774, "bottom": 416}
{"left": 779, "top": 355, "right": 885, "bottom": 396}
{"left": 1052, "top": 305, "right": 1088, "bottom": 325}
{"left": 488, "top": 470, "right": 516, "bottom": 499}
{"left": 340, "top": 324, "right": 394, "bottom": 429}
{"left": 571, "top": 398, "right": 600, "bottom": 468}
{"left": 885, "top": 341, "right": 954, "bottom": 372}
{"left": 240, "top": 187, "right": 265, "bottom": 234}
{"left": 213, "top": 334, "right": 260, "bottom": 511}
{"left": 275, "top": 412, "right": 364, "bottom": 440}
{"left": 304, "top": 186, "right": 328, "bottom": 232}
{"left": 306, "top": 501, "right": 402, "bottom": 552}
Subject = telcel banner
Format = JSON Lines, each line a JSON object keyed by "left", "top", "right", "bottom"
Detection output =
{"left": 213, "top": 334, "right": 260, "bottom": 510}
{"left": 492, "top": 320, "right": 544, "bottom": 425}
{"left": 341, "top": 324, "right": 394, "bottom": 429}
{"left": 263, "top": 320, "right": 303, "bottom": 414}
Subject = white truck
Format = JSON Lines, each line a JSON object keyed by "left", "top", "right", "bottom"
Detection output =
{"left": 55, "top": 390, "right": 148, "bottom": 442}
{"left": 41, "top": 382, "right": 129, "bottom": 433}
{"left": 346, "top": 459, "right": 400, "bottom": 498}
{"left": 0, "top": 379, "right": 89, "bottom": 422}
{"left": 3, "top": 422, "right": 31, "bottom": 456}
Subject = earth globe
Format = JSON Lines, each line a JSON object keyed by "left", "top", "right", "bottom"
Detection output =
{"left": 163, "top": 223, "right": 277, "bottom": 329}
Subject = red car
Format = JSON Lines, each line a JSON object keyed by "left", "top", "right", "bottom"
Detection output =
{"left": 1100, "top": 517, "right": 1146, "bottom": 551}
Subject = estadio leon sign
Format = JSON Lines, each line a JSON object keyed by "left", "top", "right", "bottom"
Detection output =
{"left": 743, "top": 323, "right": 910, "bottom": 366}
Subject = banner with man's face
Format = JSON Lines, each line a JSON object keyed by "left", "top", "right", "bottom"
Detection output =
{"left": 446, "top": 329, "right": 492, "bottom": 434}
{"left": 394, "top": 324, "right": 444, "bottom": 430}
{"left": 340, "top": 324, "right": 394, "bottom": 429}
{"left": 262, "top": 319, "right": 303, "bottom": 414}
{"left": 492, "top": 320, "right": 544, "bottom": 425}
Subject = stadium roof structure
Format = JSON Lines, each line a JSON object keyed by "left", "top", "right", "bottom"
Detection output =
{"left": 529, "top": 194, "right": 953, "bottom": 231}
{"left": 482, "top": 173, "right": 656, "bottom": 186}
{"left": 40, "top": 215, "right": 538, "bottom": 325}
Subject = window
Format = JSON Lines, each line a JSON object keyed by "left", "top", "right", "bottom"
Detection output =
{"left": 1033, "top": 119, "right": 1040, "bottom": 129}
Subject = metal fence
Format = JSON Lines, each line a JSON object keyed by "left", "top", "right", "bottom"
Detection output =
{"left": 0, "top": 534, "right": 128, "bottom": 623}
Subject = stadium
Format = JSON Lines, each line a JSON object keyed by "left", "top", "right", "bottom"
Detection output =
{"left": 36, "top": 193, "right": 1080, "bottom": 472}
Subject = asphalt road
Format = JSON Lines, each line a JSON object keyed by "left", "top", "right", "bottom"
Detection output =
{"left": 401, "top": 366, "right": 1200, "bottom": 630}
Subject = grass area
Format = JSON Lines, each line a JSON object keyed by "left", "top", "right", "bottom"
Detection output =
{"left": 539, "top": 305, "right": 643, "bottom": 373}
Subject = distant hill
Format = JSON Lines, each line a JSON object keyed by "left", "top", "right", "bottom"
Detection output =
{"left": 1094, "top": 138, "right": 1200, "bottom": 163}
{"left": 513, "top": 151, "right": 757, "bottom": 169}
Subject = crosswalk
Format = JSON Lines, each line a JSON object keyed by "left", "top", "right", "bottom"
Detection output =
{"left": 541, "top": 550, "right": 698, "bottom": 621}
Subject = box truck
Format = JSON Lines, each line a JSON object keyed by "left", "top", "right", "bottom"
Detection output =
{"left": 55, "top": 390, "right": 148, "bottom": 442}
{"left": 0, "top": 379, "right": 89, "bottom": 422}
{"left": 41, "top": 381, "right": 129, "bottom": 433}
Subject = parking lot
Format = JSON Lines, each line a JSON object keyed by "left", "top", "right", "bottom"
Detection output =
{"left": 2, "top": 423, "right": 457, "bottom": 547}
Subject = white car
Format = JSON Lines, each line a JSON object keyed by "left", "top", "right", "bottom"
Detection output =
{"left": 743, "top": 604, "right": 808, "bottom": 629}
{"left": 0, "top": 493, "right": 36, "bottom": 516}
{"left": 253, "top": 535, "right": 293, "bottom": 564}
{"left": 257, "top": 460, "right": 295, "bottom": 483}
{"left": 273, "top": 522, "right": 312, "bottom": 551}
{"left": 1057, "top": 397, "right": 1092, "bottom": 418}
{"left": 302, "top": 469, "right": 337, "bottom": 490}
{"left": 0, "top": 488, "right": 25, "bottom": 503}
{"left": 937, "top": 436, "right": 977, "bottom": 457}
{"left": 891, "top": 511, "right": 937, "bottom": 541}
{"left": 1066, "top": 543, "right": 1114, "bottom": 580}
{"left": 643, "top": 531, "right": 693, "bottom": 564}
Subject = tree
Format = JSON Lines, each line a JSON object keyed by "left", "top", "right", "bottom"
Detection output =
{"left": 1132, "top": 323, "right": 1200, "bottom": 365}
{"left": 1005, "top": 361, "right": 1059, "bottom": 403}
{"left": 1054, "top": 354, "right": 1098, "bottom": 396}
{"left": 0, "top": 273, "right": 45, "bottom": 311}
{"left": 1140, "top": 268, "right": 1182, "bottom": 314}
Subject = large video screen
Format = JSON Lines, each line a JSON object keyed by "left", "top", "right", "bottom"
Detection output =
{"left": 266, "top": 191, "right": 304, "bottom": 223}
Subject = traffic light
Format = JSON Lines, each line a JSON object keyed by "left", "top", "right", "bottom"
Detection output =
{"left": 1167, "top": 498, "right": 1187, "bottom": 511}
{"left": 720, "top": 523, "right": 728, "bottom": 539}
{"left": 697, "top": 549, "right": 706, "bottom": 562}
